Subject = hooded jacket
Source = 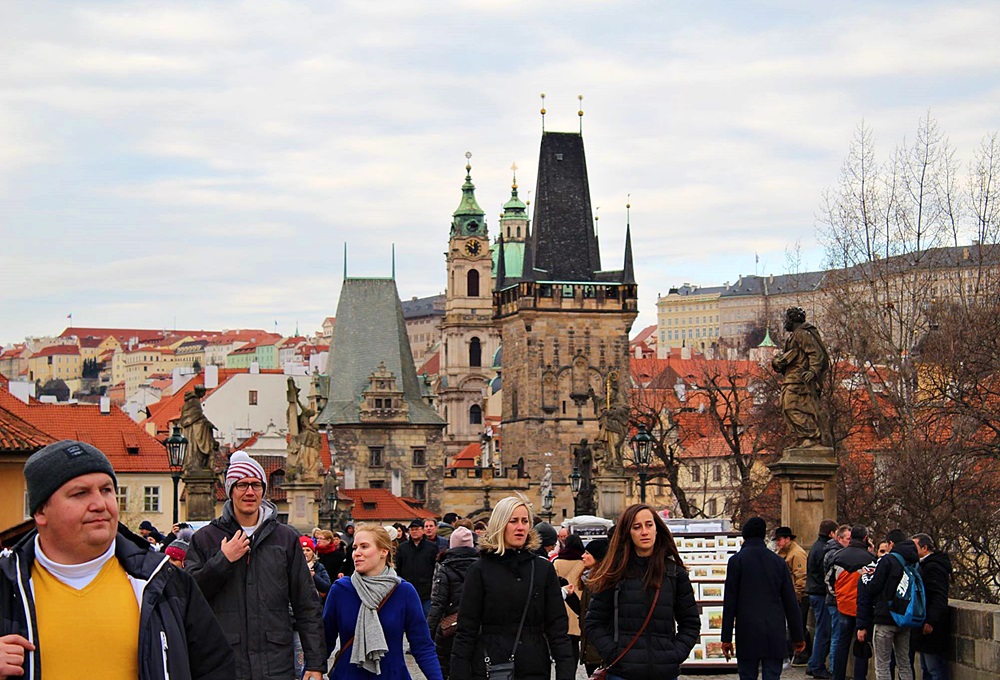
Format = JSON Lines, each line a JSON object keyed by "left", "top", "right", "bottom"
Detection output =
{"left": 807, "top": 533, "right": 831, "bottom": 596}
{"left": 0, "top": 525, "right": 234, "bottom": 680}
{"left": 449, "top": 530, "right": 574, "bottom": 680}
{"left": 828, "top": 539, "right": 873, "bottom": 617}
{"left": 586, "top": 555, "right": 700, "bottom": 680}
{"left": 856, "top": 539, "right": 920, "bottom": 630}
{"left": 427, "top": 546, "right": 479, "bottom": 678}
{"left": 912, "top": 551, "right": 951, "bottom": 654}
{"left": 186, "top": 499, "right": 325, "bottom": 679}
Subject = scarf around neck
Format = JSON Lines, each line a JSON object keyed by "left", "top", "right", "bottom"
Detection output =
{"left": 349, "top": 566, "right": 401, "bottom": 674}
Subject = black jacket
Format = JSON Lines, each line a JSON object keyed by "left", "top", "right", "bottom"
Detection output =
{"left": 856, "top": 540, "right": 919, "bottom": 630}
{"left": 397, "top": 537, "right": 441, "bottom": 601}
{"left": 721, "top": 537, "right": 804, "bottom": 660}
{"left": 450, "top": 537, "right": 574, "bottom": 680}
{"left": 428, "top": 546, "right": 479, "bottom": 678}
{"left": 821, "top": 538, "right": 843, "bottom": 604}
{"left": 585, "top": 556, "right": 700, "bottom": 680}
{"left": 912, "top": 551, "right": 951, "bottom": 654}
{"left": 0, "top": 526, "right": 234, "bottom": 680}
{"left": 186, "top": 500, "right": 325, "bottom": 679}
{"left": 317, "top": 545, "right": 352, "bottom": 579}
{"left": 807, "top": 534, "right": 831, "bottom": 596}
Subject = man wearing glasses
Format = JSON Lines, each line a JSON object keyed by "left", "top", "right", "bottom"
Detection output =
{"left": 187, "top": 452, "right": 326, "bottom": 679}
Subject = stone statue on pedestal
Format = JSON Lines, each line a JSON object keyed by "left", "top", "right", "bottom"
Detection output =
{"left": 286, "top": 377, "right": 322, "bottom": 483}
{"left": 573, "top": 438, "right": 596, "bottom": 515}
{"left": 771, "top": 307, "right": 831, "bottom": 448}
{"left": 539, "top": 463, "right": 553, "bottom": 510}
{"left": 179, "top": 384, "right": 218, "bottom": 475}
{"left": 591, "top": 371, "right": 630, "bottom": 471}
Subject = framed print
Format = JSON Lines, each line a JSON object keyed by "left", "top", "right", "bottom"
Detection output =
{"left": 689, "top": 565, "right": 713, "bottom": 581}
{"left": 699, "top": 583, "right": 725, "bottom": 601}
{"left": 689, "top": 537, "right": 706, "bottom": 549}
{"left": 703, "top": 637, "right": 733, "bottom": 661}
{"left": 687, "top": 644, "right": 706, "bottom": 662}
{"left": 684, "top": 552, "right": 716, "bottom": 564}
{"left": 708, "top": 564, "right": 728, "bottom": 579}
{"left": 701, "top": 606, "right": 724, "bottom": 633}
{"left": 703, "top": 537, "right": 717, "bottom": 549}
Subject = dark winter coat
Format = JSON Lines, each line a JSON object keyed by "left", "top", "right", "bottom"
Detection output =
{"left": 308, "top": 560, "right": 331, "bottom": 595}
{"left": 807, "top": 533, "right": 832, "bottom": 596}
{"left": 829, "top": 539, "right": 874, "bottom": 617}
{"left": 322, "top": 577, "right": 442, "bottom": 680}
{"left": 856, "top": 539, "right": 920, "bottom": 630}
{"left": 450, "top": 532, "right": 574, "bottom": 680}
{"left": 0, "top": 526, "right": 234, "bottom": 680}
{"left": 186, "top": 500, "right": 325, "bottom": 679}
{"left": 396, "top": 537, "right": 440, "bottom": 601}
{"left": 428, "top": 546, "right": 479, "bottom": 677}
{"left": 912, "top": 551, "right": 952, "bottom": 655}
{"left": 585, "top": 556, "right": 700, "bottom": 680}
{"left": 821, "top": 538, "right": 843, "bottom": 605}
{"left": 317, "top": 544, "right": 352, "bottom": 579}
{"left": 721, "top": 536, "right": 804, "bottom": 660}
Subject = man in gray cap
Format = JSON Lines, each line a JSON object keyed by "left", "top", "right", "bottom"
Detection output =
{"left": 0, "top": 439, "right": 234, "bottom": 679}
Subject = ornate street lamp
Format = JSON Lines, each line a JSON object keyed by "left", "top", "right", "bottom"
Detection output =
{"left": 630, "top": 424, "right": 653, "bottom": 504}
{"left": 541, "top": 487, "right": 555, "bottom": 523}
{"left": 569, "top": 466, "right": 582, "bottom": 495}
{"left": 164, "top": 425, "right": 188, "bottom": 524}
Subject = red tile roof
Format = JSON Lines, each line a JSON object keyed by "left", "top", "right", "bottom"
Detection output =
{"left": 0, "top": 406, "right": 56, "bottom": 452}
{"left": 631, "top": 324, "right": 658, "bottom": 345}
{"left": 449, "top": 441, "right": 480, "bottom": 469}
{"left": 417, "top": 350, "right": 440, "bottom": 376}
{"left": 0, "top": 386, "right": 170, "bottom": 471}
{"left": 60, "top": 327, "right": 213, "bottom": 343}
{"left": 78, "top": 337, "right": 106, "bottom": 349}
{"left": 30, "top": 344, "right": 80, "bottom": 358}
{"left": 341, "top": 488, "right": 436, "bottom": 522}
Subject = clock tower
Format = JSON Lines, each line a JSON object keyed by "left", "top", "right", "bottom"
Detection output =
{"left": 440, "top": 153, "right": 500, "bottom": 461}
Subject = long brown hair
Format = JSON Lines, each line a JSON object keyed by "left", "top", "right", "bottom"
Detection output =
{"left": 588, "top": 504, "right": 685, "bottom": 593}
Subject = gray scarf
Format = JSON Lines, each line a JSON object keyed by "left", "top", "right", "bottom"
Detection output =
{"left": 350, "top": 566, "right": 401, "bottom": 674}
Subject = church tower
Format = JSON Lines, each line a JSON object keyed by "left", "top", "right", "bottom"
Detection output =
{"left": 440, "top": 154, "right": 501, "bottom": 461}
{"left": 494, "top": 130, "right": 638, "bottom": 522}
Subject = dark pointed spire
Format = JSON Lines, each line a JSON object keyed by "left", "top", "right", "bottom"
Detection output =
{"left": 521, "top": 222, "right": 536, "bottom": 282}
{"left": 495, "top": 234, "right": 507, "bottom": 290}
{"left": 622, "top": 199, "right": 635, "bottom": 285}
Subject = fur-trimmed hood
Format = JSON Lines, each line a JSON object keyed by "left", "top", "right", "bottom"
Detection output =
{"left": 479, "top": 527, "right": 541, "bottom": 555}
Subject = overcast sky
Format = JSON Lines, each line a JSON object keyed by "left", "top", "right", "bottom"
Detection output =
{"left": 3, "top": 1, "right": 999, "bottom": 345}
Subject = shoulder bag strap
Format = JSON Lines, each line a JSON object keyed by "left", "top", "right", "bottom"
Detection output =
{"left": 605, "top": 587, "right": 660, "bottom": 671}
{"left": 333, "top": 583, "right": 399, "bottom": 665}
{"left": 507, "top": 557, "right": 536, "bottom": 661}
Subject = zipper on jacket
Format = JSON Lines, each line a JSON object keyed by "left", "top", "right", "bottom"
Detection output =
{"left": 14, "top": 553, "right": 36, "bottom": 680}
{"left": 160, "top": 631, "right": 171, "bottom": 680}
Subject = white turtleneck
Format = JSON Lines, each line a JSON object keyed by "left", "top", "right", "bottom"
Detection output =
{"left": 34, "top": 536, "right": 115, "bottom": 590}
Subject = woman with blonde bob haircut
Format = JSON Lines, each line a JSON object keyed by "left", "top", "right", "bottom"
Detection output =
{"left": 322, "top": 523, "right": 442, "bottom": 680}
{"left": 585, "top": 504, "right": 700, "bottom": 680}
{"left": 450, "top": 496, "right": 575, "bottom": 680}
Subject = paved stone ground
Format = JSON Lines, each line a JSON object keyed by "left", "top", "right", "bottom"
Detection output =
{"left": 403, "top": 652, "right": 813, "bottom": 679}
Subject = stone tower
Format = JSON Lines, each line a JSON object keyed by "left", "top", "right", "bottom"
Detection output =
{"left": 440, "top": 155, "right": 500, "bottom": 461}
{"left": 494, "top": 130, "right": 638, "bottom": 522}
{"left": 316, "top": 277, "right": 447, "bottom": 511}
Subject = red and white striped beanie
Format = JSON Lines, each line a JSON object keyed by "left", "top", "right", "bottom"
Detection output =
{"left": 225, "top": 452, "right": 266, "bottom": 497}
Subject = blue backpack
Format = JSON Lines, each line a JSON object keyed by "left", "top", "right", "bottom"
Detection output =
{"left": 888, "top": 553, "right": 926, "bottom": 628}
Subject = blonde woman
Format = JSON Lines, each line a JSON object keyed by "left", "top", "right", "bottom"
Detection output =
{"left": 322, "top": 524, "right": 442, "bottom": 680}
{"left": 450, "top": 496, "right": 574, "bottom": 680}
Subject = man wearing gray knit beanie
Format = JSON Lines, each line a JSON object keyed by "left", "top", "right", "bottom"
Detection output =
{"left": 0, "top": 439, "right": 234, "bottom": 679}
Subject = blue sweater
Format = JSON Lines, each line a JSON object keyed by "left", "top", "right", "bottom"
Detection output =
{"left": 323, "top": 576, "right": 443, "bottom": 680}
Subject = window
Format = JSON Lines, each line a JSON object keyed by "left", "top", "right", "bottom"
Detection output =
{"left": 369, "top": 447, "right": 384, "bottom": 467}
{"left": 712, "top": 464, "right": 722, "bottom": 482}
{"left": 117, "top": 486, "right": 130, "bottom": 513}
{"left": 143, "top": 486, "right": 160, "bottom": 513}
{"left": 270, "top": 471, "right": 285, "bottom": 489}
{"left": 469, "top": 337, "right": 482, "bottom": 367}
{"left": 369, "top": 479, "right": 385, "bottom": 489}
{"left": 412, "top": 448, "right": 426, "bottom": 466}
{"left": 467, "top": 269, "right": 480, "bottom": 297}
{"left": 690, "top": 465, "right": 701, "bottom": 483}
{"left": 248, "top": 390, "right": 258, "bottom": 406}
{"left": 469, "top": 404, "right": 482, "bottom": 425}
{"left": 412, "top": 481, "right": 426, "bottom": 501}
{"left": 707, "top": 498, "right": 718, "bottom": 516}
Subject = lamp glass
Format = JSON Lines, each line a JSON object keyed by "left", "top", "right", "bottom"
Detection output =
{"left": 569, "top": 467, "right": 582, "bottom": 494}
{"left": 165, "top": 425, "right": 188, "bottom": 470}
{"left": 631, "top": 425, "right": 653, "bottom": 467}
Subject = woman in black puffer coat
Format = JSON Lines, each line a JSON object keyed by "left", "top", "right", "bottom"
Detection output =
{"left": 585, "top": 504, "right": 700, "bottom": 680}
{"left": 450, "top": 496, "right": 575, "bottom": 680}
{"left": 428, "top": 526, "right": 480, "bottom": 678}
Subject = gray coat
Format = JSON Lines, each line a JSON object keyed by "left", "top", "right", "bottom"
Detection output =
{"left": 187, "top": 500, "right": 325, "bottom": 679}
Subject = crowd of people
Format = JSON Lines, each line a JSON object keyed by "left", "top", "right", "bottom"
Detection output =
{"left": 0, "top": 440, "right": 953, "bottom": 680}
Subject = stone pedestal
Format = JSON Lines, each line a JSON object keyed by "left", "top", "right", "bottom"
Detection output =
{"left": 284, "top": 482, "right": 322, "bottom": 532}
{"left": 768, "top": 446, "right": 838, "bottom": 542}
{"left": 594, "top": 475, "right": 629, "bottom": 520}
{"left": 183, "top": 470, "right": 219, "bottom": 521}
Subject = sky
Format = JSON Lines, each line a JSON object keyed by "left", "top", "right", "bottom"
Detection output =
{"left": 3, "top": 1, "right": 1000, "bottom": 345}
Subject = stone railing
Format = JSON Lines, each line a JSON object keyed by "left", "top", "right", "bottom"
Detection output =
{"left": 950, "top": 598, "right": 1000, "bottom": 680}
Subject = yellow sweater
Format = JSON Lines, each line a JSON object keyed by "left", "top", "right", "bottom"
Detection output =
{"left": 32, "top": 558, "right": 140, "bottom": 680}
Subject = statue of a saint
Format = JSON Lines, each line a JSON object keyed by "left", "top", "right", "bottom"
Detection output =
{"left": 287, "top": 377, "right": 322, "bottom": 483}
{"left": 178, "top": 384, "right": 219, "bottom": 475}
{"left": 573, "top": 438, "right": 596, "bottom": 515}
{"left": 771, "top": 307, "right": 831, "bottom": 447}
{"left": 591, "top": 371, "right": 630, "bottom": 469}
{"left": 539, "top": 463, "right": 553, "bottom": 510}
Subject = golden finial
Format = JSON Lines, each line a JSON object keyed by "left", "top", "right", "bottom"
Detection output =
{"left": 465, "top": 150, "right": 472, "bottom": 173}
{"left": 594, "top": 206, "right": 600, "bottom": 235}
{"left": 578, "top": 94, "right": 584, "bottom": 133}
{"left": 511, "top": 162, "right": 518, "bottom": 190}
{"left": 540, "top": 93, "right": 546, "bottom": 131}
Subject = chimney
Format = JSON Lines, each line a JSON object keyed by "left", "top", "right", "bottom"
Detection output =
{"left": 681, "top": 345, "right": 691, "bottom": 360}
{"left": 9, "top": 381, "right": 34, "bottom": 404}
{"left": 204, "top": 365, "right": 219, "bottom": 389}
{"left": 100, "top": 396, "right": 111, "bottom": 414}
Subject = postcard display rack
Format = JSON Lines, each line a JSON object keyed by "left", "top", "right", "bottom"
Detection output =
{"left": 666, "top": 519, "right": 742, "bottom": 670}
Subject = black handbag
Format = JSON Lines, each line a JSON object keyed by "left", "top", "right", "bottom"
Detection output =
{"left": 485, "top": 559, "right": 535, "bottom": 680}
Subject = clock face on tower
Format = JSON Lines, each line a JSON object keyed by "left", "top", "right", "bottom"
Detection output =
{"left": 465, "top": 240, "right": 481, "bottom": 256}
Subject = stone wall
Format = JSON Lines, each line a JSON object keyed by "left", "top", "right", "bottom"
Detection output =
{"left": 950, "top": 599, "right": 1000, "bottom": 680}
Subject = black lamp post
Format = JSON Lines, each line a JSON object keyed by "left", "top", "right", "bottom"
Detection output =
{"left": 164, "top": 425, "right": 188, "bottom": 524}
{"left": 326, "top": 491, "right": 339, "bottom": 530}
{"left": 569, "top": 466, "right": 582, "bottom": 494}
{"left": 541, "top": 488, "right": 555, "bottom": 523}
{"left": 630, "top": 424, "right": 653, "bottom": 504}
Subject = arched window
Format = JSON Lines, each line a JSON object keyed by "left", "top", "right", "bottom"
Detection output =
{"left": 469, "top": 337, "right": 482, "bottom": 367}
{"left": 516, "top": 226, "right": 521, "bottom": 238}
{"left": 469, "top": 404, "right": 482, "bottom": 425}
{"left": 467, "top": 269, "right": 480, "bottom": 297}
